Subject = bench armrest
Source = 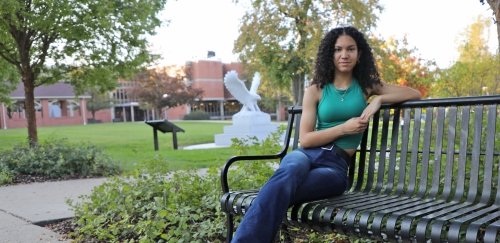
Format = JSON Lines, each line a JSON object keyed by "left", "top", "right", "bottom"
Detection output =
{"left": 220, "top": 153, "right": 285, "bottom": 193}
{"left": 221, "top": 105, "right": 301, "bottom": 193}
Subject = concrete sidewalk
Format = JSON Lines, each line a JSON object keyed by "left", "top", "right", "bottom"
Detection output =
{"left": 0, "top": 178, "right": 107, "bottom": 243}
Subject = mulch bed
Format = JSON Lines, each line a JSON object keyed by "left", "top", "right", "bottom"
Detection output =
{"left": 45, "top": 218, "right": 76, "bottom": 240}
{"left": 7, "top": 174, "right": 95, "bottom": 185}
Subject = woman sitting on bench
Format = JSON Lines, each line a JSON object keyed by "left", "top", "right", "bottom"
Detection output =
{"left": 231, "top": 26, "right": 421, "bottom": 242}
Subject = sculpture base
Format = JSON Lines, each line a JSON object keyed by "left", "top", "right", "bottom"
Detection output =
{"left": 214, "top": 111, "right": 279, "bottom": 146}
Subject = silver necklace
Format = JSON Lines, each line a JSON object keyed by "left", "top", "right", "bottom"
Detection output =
{"left": 335, "top": 87, "right": 350, "bottom": 102}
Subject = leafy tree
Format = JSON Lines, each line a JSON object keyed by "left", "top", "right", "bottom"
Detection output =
{"left": 434, "top": 59, "right": 497, "bottom": 97}
{"left": 371, "top": 36, "right": 435, "bottom": 97}
{"left": 0, "top": 0, "right": 166, "bottom": 146}
{"left": 458, "top": 16, "right": 494, "bottom": 62}
{"left": 434, "top": 16, "right": 498, "bottom": 97}
{"left": 0, "top": 58, "right": 18, "bottom": 104}
{"left": 234, "top": 0, "right": 382, "bottom": 104}
{"left": 130, "top": 66, "right": 203, "bottom": 118}
{"left": 86, "top": 89, "right": 112, "bottom": 122}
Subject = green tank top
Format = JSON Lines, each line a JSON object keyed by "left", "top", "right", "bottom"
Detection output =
{"left": 316, "top": 80, "right": 367, "bottom": 149}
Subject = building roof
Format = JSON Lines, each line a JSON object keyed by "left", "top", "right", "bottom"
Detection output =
{"left": 10, "top": 82, "right": 91, "bottom": 99}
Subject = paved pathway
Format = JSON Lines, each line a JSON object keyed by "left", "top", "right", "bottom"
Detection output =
{"left": 0, "top": 178, "right": 107, "bottom": 243}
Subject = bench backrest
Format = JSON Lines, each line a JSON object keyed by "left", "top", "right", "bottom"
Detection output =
{"left": 284, "top": 96, "right": 500, "bottom": 204}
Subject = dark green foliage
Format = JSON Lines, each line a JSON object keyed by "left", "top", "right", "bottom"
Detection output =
{"left": 183, "top": 110, "right": 211, "bottom": 120}
{"left": 0, "top": 163, "right": 13, "bottom": 185}
{"left": 69, "top": 128, "right": 286, "bottom": 242}
{"left": 70, "top": 170, "right": 226, "bottom": 242}
{"left": 0, "top": 138, "right": 120, "bottom": 183}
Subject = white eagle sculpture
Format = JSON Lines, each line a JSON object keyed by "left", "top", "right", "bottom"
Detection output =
{"left": 215, "top": 70, "right": 279, "bottom": 146}
{"left": 224, "top": 71, "right": 261, "bottom": 112}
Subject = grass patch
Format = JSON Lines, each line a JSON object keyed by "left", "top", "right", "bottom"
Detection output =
{"left": 0, "top": 121, "right": 236, "bottom": 172}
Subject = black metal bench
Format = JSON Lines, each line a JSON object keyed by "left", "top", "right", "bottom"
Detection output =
{"left": 220, "top": 95, "right": 500, "bottom": 242}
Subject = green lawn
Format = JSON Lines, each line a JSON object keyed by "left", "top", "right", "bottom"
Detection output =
{"left": 0, "top": 121, "right": 237, "bottom": 172}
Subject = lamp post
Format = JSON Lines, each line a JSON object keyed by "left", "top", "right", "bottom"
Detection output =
{"left": 162, "top": 94, "right": 169, "bottom": 119}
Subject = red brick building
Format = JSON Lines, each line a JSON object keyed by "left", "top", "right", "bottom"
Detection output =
{"left": 110, "top": 58, "right": 246, "bottom": 121}
{"left": 177, "top": 59, "right": 245, "bottom": 120}
{"left": 0, "top": 82, "right": 112, "bottom": 129}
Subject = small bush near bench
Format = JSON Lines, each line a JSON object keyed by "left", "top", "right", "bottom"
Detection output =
{"left": 0, "top": 138, "right": 120, "bottom": 185}
{"left": 0, "top": 163, "right": 13, "bottom": 185}
{"left": 183, "top": 110, "right": 210, "bottom": 120}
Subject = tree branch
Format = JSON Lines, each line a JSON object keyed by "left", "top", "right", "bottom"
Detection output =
{"left": 0, "top": 42, "right": 20, "bottom": 65}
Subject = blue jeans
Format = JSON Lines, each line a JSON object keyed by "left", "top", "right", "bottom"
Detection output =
{"left": 231, "top": 147, "right": 349, "bottom": 243}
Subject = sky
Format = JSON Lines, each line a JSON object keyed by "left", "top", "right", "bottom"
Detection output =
{"left": 148, "top": 0, "right": 497, "bottom": 68}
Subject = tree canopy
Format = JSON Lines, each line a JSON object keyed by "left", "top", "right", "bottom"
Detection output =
{"left": 234, "top": 0, "right": 382, "bottom": 105}
{"left": 0, "top": 0, "right": 166, "bottom": 145}
{"left": 370, "top": 36, "right": 435, "bottom": 97}
{"left": 434, "top": 16, "right": 499, "bottom": 97}
{"left": 129, "top": 66, "right": 203, "bottom": 119}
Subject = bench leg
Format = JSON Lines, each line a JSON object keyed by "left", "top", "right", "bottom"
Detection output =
{"left": 226, "top": 213, "right": 234, "bottom": 243}
{"left": 277, "top": 224, "right": 293, "bottom": 243}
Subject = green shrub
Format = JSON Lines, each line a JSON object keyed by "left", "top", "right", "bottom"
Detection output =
{"left": 0, "top": 163, "right": 13, "bottom": 185}
{"left": 183, "top": 110, "right": 210, "bottom": 120}
{"left": 227, "top": 126, "right": 286, "bottom": 190}
{"left": 69, "top": 128, "right": 285, "bottom": 242}
{"left": 0, "top": 138, "right": 120, "bottom": 182}
{"left": 70, "top": 169, "right": 226, "bottom": 242}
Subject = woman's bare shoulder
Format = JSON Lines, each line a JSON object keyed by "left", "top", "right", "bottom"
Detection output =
{"left": 304, "top": 84, "right": 322, "bottom": 101}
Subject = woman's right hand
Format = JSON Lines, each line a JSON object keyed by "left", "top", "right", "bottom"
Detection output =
{"left": 341, "top": 117, "right": 369, "bottom": 135}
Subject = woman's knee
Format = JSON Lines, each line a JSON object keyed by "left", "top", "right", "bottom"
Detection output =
{"left": 279, "top": 150, "right": 310, "bottom": 171}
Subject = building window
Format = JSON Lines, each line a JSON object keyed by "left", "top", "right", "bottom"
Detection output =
{"left": 66, "top": 100, "right": 80, "bottom": 117}
{"left": 34, "top": 100, "right": 42, "bottom": 112}
{"left": 223, "top": 100, "right": 241, "bottom": 116}
{"left": 191, "top": 100, "right": 242, "bottom": 118}
{"left": 49, "top": 100, "right": 62, "bottom": 118}
{"left": 191, "top": 101, "right": 221, "bottom": 117}
{"left": 7, "top": 101, "right": 25, "bottom": 119}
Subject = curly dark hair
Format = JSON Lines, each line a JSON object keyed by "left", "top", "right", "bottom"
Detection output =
{"left": 311, "top": 26, "right": 381, "bottom": 95}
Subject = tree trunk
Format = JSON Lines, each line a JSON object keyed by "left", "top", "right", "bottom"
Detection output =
{"left": 485, "top": 0, "right": 500, "bottom": 52}
{"left": 156, "top": 108, "right": 163, "bottom": 120}
{"left": 22, "top": 74, "right": 38, "bottom": 147}
{"left": 292, "top": 73, "right": 305, "bottom": 105}
{"left": 490, "top": 0, "right": 500, "bottom": 96}
{"left": 497, "top": 10, "right": 500, "bottom": 52}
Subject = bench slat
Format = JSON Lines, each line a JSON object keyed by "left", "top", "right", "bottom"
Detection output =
{"left": 417, "top": 107, "right": 433, "bottom": 197}
{"left": 467, "top": 105, "right": 484, "bottom": 202}
{"left": 443, "top": 106, "right": 458, "bottom": 199}
{"left": 385, "top": 108, "right": 401, "bottom": 194}
{"left": 429, "top": 107, "right": 446, "bottom": 198}
{"left": 375, "top": 109, "right": 391, "bottom": 192}
{"left": 396, "top": 108, "right": 412, "bottom": 195}
{"left": 486, "top": 105, "right": 498, "bottom": 204}
{"left": 453, "top": 106, "right": 471, "bottom": 201}
{"left": 364, "top": 110, "right": 380, "bottom": 193}
{"left": 408, "top": 107, "right": 422, "bottom": 194}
